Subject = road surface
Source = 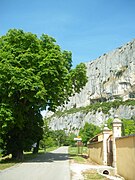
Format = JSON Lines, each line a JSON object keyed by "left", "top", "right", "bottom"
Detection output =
{"left": 0, "top": 146, "right": 70, "bottom": 180}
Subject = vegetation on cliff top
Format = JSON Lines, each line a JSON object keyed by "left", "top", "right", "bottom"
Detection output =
{"left": 50, "top": 99, "right": 135, "bottom": 118}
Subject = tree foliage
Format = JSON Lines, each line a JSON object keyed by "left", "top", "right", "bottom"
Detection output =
{"left": 0, "top": 29, "right": 87, "bottom": 159}
{"left": 65, "top": 133, "right": 76, "bottom": 146}
{"left": 40, "top": 120, "right": 76, "bottom": 148}
{"left": 122, "top": 118, "right": 135, "bottom": 135}
{"left": 107, "top": 118, "right": 135, "bottom": 136}
{"left": 40, "top": 119, "right": 68, "bottom": 149}
{"left": 79, "top": 122, "right": 101, "bottom": 145}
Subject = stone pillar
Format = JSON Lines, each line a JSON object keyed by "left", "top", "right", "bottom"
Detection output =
{"left": 103, "top": 124, "right": 111, "bottom": 165}
{"left": 112, "top": 115, "right": 122, "bottom": 173}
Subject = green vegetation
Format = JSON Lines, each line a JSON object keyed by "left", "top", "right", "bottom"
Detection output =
{"left": 0, "top": 153, "right": 34, "bottom": 170}
{"left": 0, "top": 161, "right": 17, "bottom": 170}
{"left": 0, "top": 29, "right": 87, "bottom": 160}
{"left": 66, "top": 133, "right": 76, "bottom": 147}
{"left": 122, "top": 118, "right": 135, "bottom": 135}
{"left": 115, "top": 66, "right": 128, "bottom": 78}
{"left": 107, "top": 118, "right": 135, "bottom": 136}
{"left": 83, "top": 170, "right": 109, "bottom": 180}
{"left": 44, "top": 146, "right": 58, "bottom": 152}
{"left": 68, "top": 146, "right": 88, "bottom": 163}
{"left": 40, "top": 119, "right": 77, "bottom": 149}
{"left": 40, "top": 121, "right": 101, "bottom": 151}
{"left": 50, "top": 100, "right": 135, "bottom": 118}
{"left": 79, "top": 123, "right": 101, "bottom": 145}
{"left": 40, "top": 128, "right": 68, "bottom": 149}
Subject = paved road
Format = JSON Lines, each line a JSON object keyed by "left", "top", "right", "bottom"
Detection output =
{"left": 0, "top": 146, "right": 70, "bottom": 180}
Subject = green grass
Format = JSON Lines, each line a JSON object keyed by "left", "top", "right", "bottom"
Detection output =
{"left": 0, "top": 154, "right": 20, "bottom": 170}
{"left": 45, "top": 146, "right": 58, "bottom": 152}
{"left": 0, "top": 153, "right": 2, "bottom": 158}
{"left": 83, "top": 170, "right": 109, "bottom": 180}
{"left": 68, "top": 146, "right": 88, "bottom": 163}
{"left": 0, "top": 162, "right": 17, "bottom": 170}
{"left": 0, "top": 152, "right": 38, "bottom": 170}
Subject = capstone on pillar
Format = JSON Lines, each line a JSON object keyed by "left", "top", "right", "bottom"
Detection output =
{"left": 113, "top": 115, "right": 122, "bottom": 138}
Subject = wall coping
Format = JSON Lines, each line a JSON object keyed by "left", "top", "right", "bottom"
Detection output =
{"left": 88, "top": 140, "right": 103, "bottom": 145}
{"left": 116, "top": 134, "right": 135, "bottom": 140}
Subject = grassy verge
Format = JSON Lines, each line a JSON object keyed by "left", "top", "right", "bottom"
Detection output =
{"left": 68, "top": 146, "right": 88, "bottom": 163}
{"left": 0, "top": 146, "right": 58, "bottom": 170}
{"left": 0, "top": 154, "right": 19, "bottom": 170}
{"left": 45, "top": 146, "right": 58, "bottom": 152}
{"left": 83, "top": 170, "right": 109, "bottom": 180}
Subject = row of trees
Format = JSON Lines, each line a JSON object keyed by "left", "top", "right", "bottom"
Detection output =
{"left": 0, "top": 29, "right": 88, "bottom": 159}
{"left": 40, "top": 129, "right": 76, "bottom": 149}
{"left": 39, "top": 120, "right": 102, "bottom": 149}
{"left": 39, "top": 117, "right": 135, "bottom": 150}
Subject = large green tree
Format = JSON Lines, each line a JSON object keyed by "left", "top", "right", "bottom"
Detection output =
{"left": 0, "top": 29, "right": 87, "bottom": 159}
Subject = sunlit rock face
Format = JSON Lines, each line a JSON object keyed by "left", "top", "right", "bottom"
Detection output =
{"left": 63, "top": 39, "right": 135, "bottom": 110}
{"left": 49, "top": 105, "right": 135, "bottom": 133}
{"left": 47, "top": 39, "right": 135, "bottom": 132}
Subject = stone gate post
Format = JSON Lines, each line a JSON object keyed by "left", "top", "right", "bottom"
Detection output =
{"left": 112, "top": 115, "right": 122, "bottom": 173}
{"left": 103, "top": 124, "right": 111, "bottom": 165}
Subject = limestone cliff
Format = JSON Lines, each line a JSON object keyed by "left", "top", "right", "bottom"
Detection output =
{"left": 49, "top": 104, "right": 135, "bottom": 134}
{"left": 47, "top": 39, "right": 135, "bottom": 132}
{"left": 62, "top": 39, "right": 135, "bottom": 110}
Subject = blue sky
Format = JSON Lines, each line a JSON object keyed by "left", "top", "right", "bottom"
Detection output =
{"left": 1, "top": 0, "right": 135, "bottom": 67}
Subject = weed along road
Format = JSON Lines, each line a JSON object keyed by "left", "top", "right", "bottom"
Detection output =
{"left": 0, "top": 147, "right": 70, "bottom": 180}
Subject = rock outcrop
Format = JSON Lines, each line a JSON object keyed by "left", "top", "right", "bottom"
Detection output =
{"left": 63, "top": 39, "right": 135, "bottom": 110}
{"left": 47, "top": 39, "right": 135, "bottom": 132}
{"left": 49, "top": 105, "right": 135, "bottom": 134}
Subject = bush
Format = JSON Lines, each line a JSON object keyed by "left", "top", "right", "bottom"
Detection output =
{"left": 106, "top": 117, "right": 135, "bottom": 136}
{"left": 79, "top": 123, "right": 101, "bottom": 145}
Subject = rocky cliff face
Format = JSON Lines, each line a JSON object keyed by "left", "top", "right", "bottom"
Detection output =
{"left": 47, "top": 39, "right": 135, "bottom": 132}
{"left": 49, "top": 105, "right": 135, "bottom": 134}
{"left": 62, "top": 39, "right": 135, "bottom": 110}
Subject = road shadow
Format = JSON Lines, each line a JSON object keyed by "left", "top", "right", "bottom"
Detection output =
{"left": 27, "top": 152, "right": 69, "bottom": 163}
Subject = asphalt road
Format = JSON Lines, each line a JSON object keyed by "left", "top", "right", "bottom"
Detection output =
{"left": 0, "top": 146, "right": 71, "bottom": 180}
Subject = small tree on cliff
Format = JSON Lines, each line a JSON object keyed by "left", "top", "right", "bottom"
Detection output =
{"left": 0, "top": 29, "right": 87, "bottom": 159}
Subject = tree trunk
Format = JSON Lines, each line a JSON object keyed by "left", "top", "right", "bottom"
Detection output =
{"left": 12, "top": 150, "right": 24, "bottom": 161}
{"left": 33, "top": 140, "right": 39, "bottom": 154}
